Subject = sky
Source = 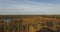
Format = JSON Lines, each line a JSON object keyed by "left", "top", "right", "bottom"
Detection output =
{"left": 0, "top": 0, "right": 60, "bottom": 15}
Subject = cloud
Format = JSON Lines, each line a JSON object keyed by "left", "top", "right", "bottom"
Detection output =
{"left": 0, "top": 0, "right": 30, "bottom": 1}
{"left": 0, "top": 1, "right": 60, "bottom": 15}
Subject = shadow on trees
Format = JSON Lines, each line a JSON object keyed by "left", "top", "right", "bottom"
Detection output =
{"left": 36, "top": 28, "right": 54, "bottom": 32}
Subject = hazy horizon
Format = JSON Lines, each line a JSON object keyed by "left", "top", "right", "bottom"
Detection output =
{"left": 0, "top": 0, "right": 60, "bottom": 15}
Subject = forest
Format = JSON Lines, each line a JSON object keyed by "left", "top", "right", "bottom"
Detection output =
{"left": 0, "top": 15, "right": 60, "bottom": 32}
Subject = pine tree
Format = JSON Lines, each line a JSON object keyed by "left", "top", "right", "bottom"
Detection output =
{"left": 25, "top": 24, "right": 29, "bottom": 32}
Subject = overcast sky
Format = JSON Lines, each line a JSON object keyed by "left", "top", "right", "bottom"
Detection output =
{"left": 0, "top": 0, "right": 60, "bottom": 15}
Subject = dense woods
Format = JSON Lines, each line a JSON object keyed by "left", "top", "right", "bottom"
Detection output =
{"left": 0, "top": 15, "right": 60, "bottom": 32}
